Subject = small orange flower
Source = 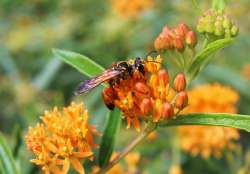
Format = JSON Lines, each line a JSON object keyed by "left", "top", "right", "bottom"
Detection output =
{"left": 111, "top": 0, "right": 154, "bottom": 18}
{"left": 178, "top": 84, "right": 240, "bottom": 158}
{"left": 25, "top": 102, "right": 100, "bottom": 174}
{"left": 102, "top": 55, "right": 189, "bottom": 130}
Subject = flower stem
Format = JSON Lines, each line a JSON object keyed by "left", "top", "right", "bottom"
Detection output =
{"left": 95, "top": 123, "right": 156, "bottom": 174}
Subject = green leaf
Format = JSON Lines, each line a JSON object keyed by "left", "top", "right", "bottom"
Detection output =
{"left": 188, "top": 38, "right": 234, "bottom": 79}
{"left": 212, "top": 0, "right": 226, "bottom": 12}
{"left": 159, "top": 113, "right": 250, "bottom": 132}
{"left": 98, "top": 108, "right": 121, "bottom": 167}
{"left": 0, "top": 133, "right": 20, "bottom": 174}
{"left": 52, "top": 49, "right": 105, "bottom": 78}
{"left": 12, "top": 125, "right": 22, "bottom": 158}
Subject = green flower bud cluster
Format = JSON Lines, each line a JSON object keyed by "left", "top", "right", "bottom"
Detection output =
{"left": 197, "top": 9, "right": 239, "bottom": 38}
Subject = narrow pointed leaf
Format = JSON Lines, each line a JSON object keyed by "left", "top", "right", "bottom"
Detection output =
{"left": 99, "top": 108, "right": 121, "bottom": 167}
{"left": 159, "top": 113, "right": 250, "bottom": 132}
{"left": 0, "top": 133, "right": 20, "bottom": 174}
{"left": 52, "top": 49, "right": 105, "bottom": 78}
{"left": 188, "top": 38, "right": 234, "bottom": 78}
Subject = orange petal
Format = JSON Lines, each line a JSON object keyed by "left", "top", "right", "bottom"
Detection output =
{"left": 126, "top": 117, "right": 131, "bottom": 129}
{"left": 70, "top": 157, "right": 85, "bottom": 174}
{"left": 42, "top": 165, "right": 50, "bottom": 174}
{"left": 45, "top": 141, "right": 58, "bottom": 153}
{"left": 132, "top": 118, "right": 140, "bottom": 132}
{"left": 86, "top": 130, "right": 98, "bottom": 148}
{"left": 50, "top": 165, "right": 63, "bottom": 174}
{"left": 72, "top": 151, "right": 93, "bottom": 158}
{"left": 55, "top": 159, "right": 64, "bottom": 165}
{"left": 62, "top": 158, "right": 70, "bottom": 174}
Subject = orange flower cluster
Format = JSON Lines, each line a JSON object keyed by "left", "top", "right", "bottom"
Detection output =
{"left": 178, "top": 84, "right": 240, "bottom": 158}
{"left": 154, "top": 22, "right": 197, "bottom": 52}
{"left": 102, "top": 55, "right": 188, "bottom": 131}
{"left": 111, "top": 0, "right": 153, "bottom": 18}
{"left": 25, "top": 102, "right": 99, "bottom": 174}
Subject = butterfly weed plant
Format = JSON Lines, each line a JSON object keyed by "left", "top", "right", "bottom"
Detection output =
{"left": 12, "top": 1, "right": 249, "bottom": 174}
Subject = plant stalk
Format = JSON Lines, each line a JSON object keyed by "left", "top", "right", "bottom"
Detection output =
{"left": 95, "top": 123, "right": 156, "bottom": 174}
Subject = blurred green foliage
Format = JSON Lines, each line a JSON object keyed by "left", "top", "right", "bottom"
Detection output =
{"left": 0, "top": 0, "right": 250, "bottom": 173}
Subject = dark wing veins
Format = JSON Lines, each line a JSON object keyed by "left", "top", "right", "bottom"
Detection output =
{"left": 74, "top": 69, "right": 122, "bottom": 95}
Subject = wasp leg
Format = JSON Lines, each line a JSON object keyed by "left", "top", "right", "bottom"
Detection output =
{"left": 102, "top": 88, "right": 116, "bottom": 110}
{"left": 138, "top": 64, "right": 145, "bottom": 75}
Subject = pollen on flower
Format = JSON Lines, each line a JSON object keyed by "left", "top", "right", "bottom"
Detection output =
{"left": 178, "top": 83, "right": 240, "bottom": 159}
{"left": 25, "top": 102, "right": 100, "bottom": 174}
{"left": 102, "top": 55, "right": 189, "bottom": 131}
{"left": 111, "top": 0, "right": 154, "bottom": 18}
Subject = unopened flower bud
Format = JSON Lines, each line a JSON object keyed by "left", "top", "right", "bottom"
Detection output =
{"left": 214, "top": 21, "right": 224, "bottom": 36}
{"left": 162, "top": 26, "right": 172, "bottom": 37}
{"left": 222, "top": 17, "right": 232, "bottom": 29}
{"left": 134, "top": 82, "right": 150, "bottom": 96}
{"left": 173, "top": 28, "right": 184, "bottom": 39}
{"left": 140, "top": 98, "right": 152, "bottom": 115}
{"left": 197, "top": 9, "right": 239, "bottom": 39}
{"left": 154, "top": 37, "right": 164, "bottom": 51}
{"left": 161, "top": 102, "right": 174, "bottom": 119}
{"left": 162, "top": 36, "right": 174, "bottom": 49}
{"left": 175, "top": 91, "right": 188, "bottom": 109}
{"left": 197, "top": 24, "right": 205, "bottom": 33}
{"left": 197, "top": 17, "right": 206, "bottom": 33}
{"left": 174, "top": 36, "right": 185, "bottom": 52}
{"left": 231, "top": 25, "right": 239, "bottom": 36}
{"left": 216, "top": 15, "right": 223, "bottom": 22}
{"left": 158, "top": 69, "right": 169, "bottom": 85}
{"left": 177, "top": 22, "right": 189, "bottom": 37}
{"left": 173, "top": 73, "right": 186, "bottom": 92}
{"left": 186, "top": 31, "right": 197, "bottom": 48}
{"left": 205, "top": 22, "right": 214, "bottom": 33}
{"left": 225, "top": 28, "right": 231, "bottom": 38}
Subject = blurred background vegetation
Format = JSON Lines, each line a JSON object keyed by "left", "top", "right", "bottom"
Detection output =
{"left": 0, "top": 0, "right": 250, "bottom": 173}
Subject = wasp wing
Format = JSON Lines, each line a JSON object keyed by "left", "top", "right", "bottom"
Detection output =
{"left": 75, "top": 69, "right": 122, "bottom": 95}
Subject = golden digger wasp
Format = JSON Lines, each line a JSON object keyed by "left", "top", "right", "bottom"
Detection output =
{"left": 75, "top": 57, "right": 146, "bottom": 95}
{"left": 75, "top": 52, "right": 160, "bottom": 109}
